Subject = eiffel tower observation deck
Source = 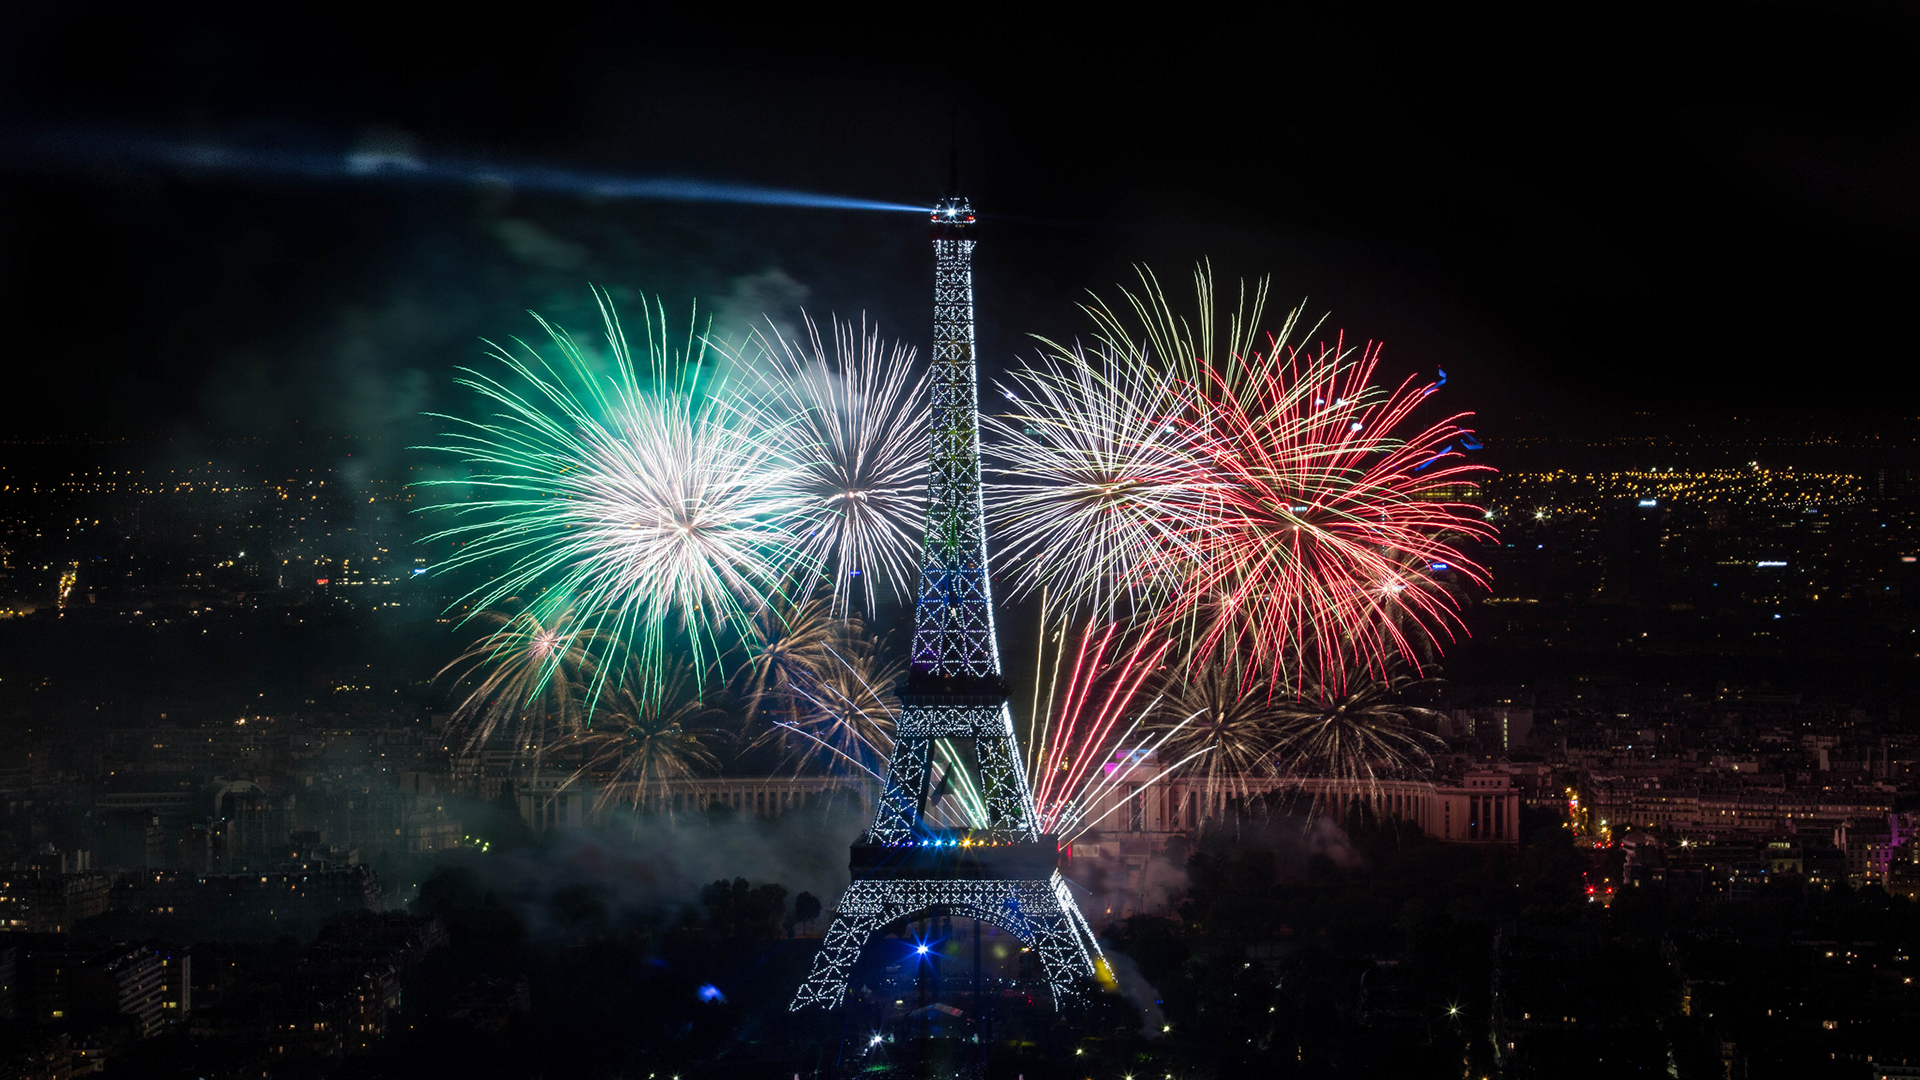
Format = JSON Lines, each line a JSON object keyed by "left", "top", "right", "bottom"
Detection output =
{"left": 788, "top": 197, "right": 1102, "bottom": 1011}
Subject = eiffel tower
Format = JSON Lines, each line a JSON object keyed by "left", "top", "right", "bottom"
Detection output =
{"left": 788, "top": 196, "right": 1102, "bottom": 1012}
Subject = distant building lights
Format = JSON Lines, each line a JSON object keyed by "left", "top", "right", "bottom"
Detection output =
{"left": 1637, "top": 499, "right": 1658, "bottom": 507}
{"left": 1756, "top": 561, "right": 1787, "bottom": 568}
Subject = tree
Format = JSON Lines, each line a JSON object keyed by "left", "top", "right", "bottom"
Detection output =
{"left": 794, "top": 891, "right": 822, "bottom": 930}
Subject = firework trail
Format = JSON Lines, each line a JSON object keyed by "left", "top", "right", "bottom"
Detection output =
{"left": 990, "top": 264, "right": 1494, "bottom": 688}
{"left": 436, "top": 600, "right": 600, "bottom": 764}
{"left": 730, "top": 316, "right": 928, "bottom": 618}
{"left": 417, "top": 289, "right": 815, "bottom": 708}
{"left": 1026, "top": 619, "right": 1182, "bottom": 836}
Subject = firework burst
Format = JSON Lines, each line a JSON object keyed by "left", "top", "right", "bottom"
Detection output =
{"left": 990, "top": 265, "right": 1494, "bottom": 686}
{"left": 566, "top": 667, "right": 721, "bottom": 818}
{"left": 732, "top": 315, "right": 927, "bottom": 617}
{"left": 735, "top": 594, "right": 901, "bottom": 779}
{"left": 1169, "top": 330, "right": 1494, "bottom": 688}
{"left": 984, "top": 341, "right": 1200, "bottom": 620}
{"left": 436, "top": 600, "right": 600, "bottom": 764}
{"left": 417, "top": 290, "right": 814, "bottom": 707}
{"left": 1142, "top": 650, "right": 1281, "bottom": 801}
{"left": 1269, "top": 668, "right": 1445, "bottom": 795}
{"left": 738, "top": 594, "right": 841, "bottom": 728}
{"left": 778, "top": 622, "right": 901, "bottom": 780}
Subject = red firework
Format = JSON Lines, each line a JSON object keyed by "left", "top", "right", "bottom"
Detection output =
{"left": 1156, "top": 333, "right": 1494, "bottom": 690}
{"left": 1028, "top": 620, "right": 1172, "bottom": 834}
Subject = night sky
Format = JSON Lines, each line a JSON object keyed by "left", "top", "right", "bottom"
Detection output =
{"left": 3, "top": 4, "right": 1915, "bottom": 454}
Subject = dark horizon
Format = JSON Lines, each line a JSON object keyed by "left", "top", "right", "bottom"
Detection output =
{"left": 4, "top": 4, "right": 1917, "bottom": 453}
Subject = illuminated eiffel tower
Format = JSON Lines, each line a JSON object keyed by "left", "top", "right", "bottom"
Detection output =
{"left": 788, "top": 196, "right": 1101, "bottom": 1012}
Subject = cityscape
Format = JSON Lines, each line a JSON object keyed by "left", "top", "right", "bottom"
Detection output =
{"left": 3, "top": 5, "right": 1917, "bottom": 1080}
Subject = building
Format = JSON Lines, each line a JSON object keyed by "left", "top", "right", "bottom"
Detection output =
{"left": 1070, "top": 764, "right": 1522, "bottom": 847}
{"left": 515, "top": 774, "right": 880, "bottom": 832}
{"left": 0, "top": 871, "right": 110, "bottom": 932}
{"left": 76, "top": 944, "right": 167, "bottom": 1038}
{"left": 401, "top": 799, "right": 462, "bottom": 854}
{"left": 152, "top": 942, "right": 191, "bottom": 1022}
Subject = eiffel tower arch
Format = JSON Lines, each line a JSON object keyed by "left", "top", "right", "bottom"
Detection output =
{"left": 789, "top": 196, "right": 1101, "bottom": 1012}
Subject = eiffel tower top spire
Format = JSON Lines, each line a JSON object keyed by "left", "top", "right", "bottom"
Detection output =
{"left": 910, "top": 196, "right": 998, "bottom": 688}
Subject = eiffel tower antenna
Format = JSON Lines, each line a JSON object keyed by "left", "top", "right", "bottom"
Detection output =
{"left": 946, "top": 114, "right": 959, "bottom": 196}
{"left": 789, "top": 184, "right": 1102, "bottom": 1015}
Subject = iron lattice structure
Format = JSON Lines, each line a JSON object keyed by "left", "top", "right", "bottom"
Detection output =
{"left": 788, "top": 874, "right": 1100, "bottom": 1011}
{"left": 870, "top": 701, "right": 1038, "bottom": 841}
{"left": 909, "top": 229, "right": 998, "bottom": 678}
{"left": 791, "top": 198, "right": 1100, "bottom": 1012}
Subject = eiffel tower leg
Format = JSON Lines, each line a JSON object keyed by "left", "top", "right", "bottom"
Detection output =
{"left": 790, "top": 885, "right": 887, "bottom": 1011}
{"left": 996, "top": 873, "right": 1101, "bottom": 1007}
{"left": 975, "top": 705, "right": 1038, "bottom": 834}
{"left": 1056, "top": 872, "right": 1108, "bottom": 973}
{"left": 871, "top": 737, "right": 929, "bottom": 844}
{"left": 789, "top": 874, "right": 1100, "bottom": 1012}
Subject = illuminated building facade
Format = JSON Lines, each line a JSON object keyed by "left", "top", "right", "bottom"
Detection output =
{"left": 790, "top": 198, "right": 1100, "bottom": 1012}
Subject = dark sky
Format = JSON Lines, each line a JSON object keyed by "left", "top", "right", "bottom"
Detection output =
{"left": 2, "top": 3, "right": 1915, "bottom": 457}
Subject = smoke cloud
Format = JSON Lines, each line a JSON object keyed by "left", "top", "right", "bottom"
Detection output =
{"left": 412, "top": 799, "right": 871, "bottom": 941}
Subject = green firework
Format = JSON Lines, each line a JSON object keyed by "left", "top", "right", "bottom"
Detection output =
{"left": 416, "top": 289, "right": 817, "bottom": 710}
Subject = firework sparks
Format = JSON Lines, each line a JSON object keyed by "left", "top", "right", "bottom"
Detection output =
{"left": 732, "top": 314, "right": 928, "bottom": 617}
{"left": 417, "top": 289, "right": 815, "bottom": 707}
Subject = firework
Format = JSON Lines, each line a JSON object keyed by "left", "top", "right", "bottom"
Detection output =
{"left": 1171, "top": 330, "right": 1493, "bottom": 689}
{"left": 737, "top": 594, "right": 900, "bottom": 779}
{"left": 1269, "top": 668, "right": 1445, "bottom": 796}
{"left": 1141, "top": 650, "right": 1281, "bottom": 802}
{"left": 784, "top": 628, "right": 900, "bottom": 779}
{"left": 436, "top": 600, "right": 599, "bottom": 763}
{"left": 566, "top": 667, "right": 720, "bottom": 818}
{"left": 989, "top": 265, "right": 1494, "bottom": 686}
{"left": 984, "top": 341, "right": 1201, "bottom": 620}
{"left": 738, "top": 595, "right": 841, "bottom": 727}
{"left": 731, "top": 315, "right": 928, "bottom": 617}
{"left": 1026, "top": 618, "right": 1177, "bottom": 836}
{"left": 417, "top": 290, "right": 814, "bottom": 707}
